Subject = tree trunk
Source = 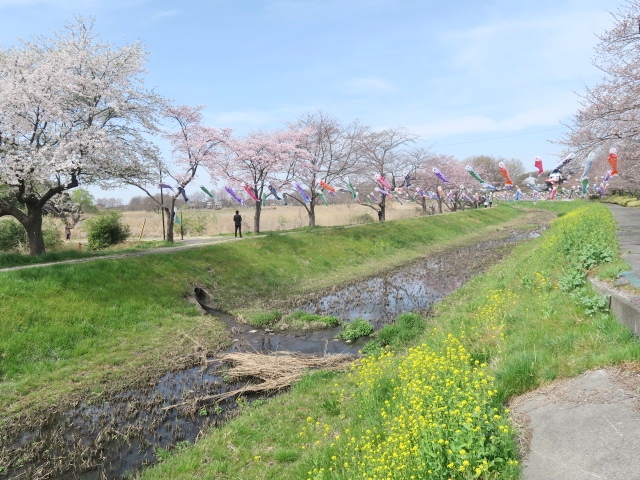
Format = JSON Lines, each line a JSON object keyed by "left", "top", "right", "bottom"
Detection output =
{"left": 2, "top": 179, "right": 79, "bottom": 256}
{"left": 164, "top": 204, "right": 175, "bottom": 243}
{"left": 253, "top": 201, "right": 261, "bottom": 233}
{"left": 23, "top": 211, "right": 46, "bottom": 256}
{"left": 379, "top": 197, "right": 386, "bottom": 221}
{"left": 420, "top": 197, "right": 427, "bottom": 215}
{"left": 308, "top": 203, "right": 316, "bottom": 227}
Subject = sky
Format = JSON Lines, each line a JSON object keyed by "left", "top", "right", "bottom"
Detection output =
{"left": 0, "top": 0, "right": 621, "bottom": 201}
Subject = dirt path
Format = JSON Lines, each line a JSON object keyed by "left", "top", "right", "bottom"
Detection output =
{"left": 0, "top": 236, "right": 244, "bottom": 273}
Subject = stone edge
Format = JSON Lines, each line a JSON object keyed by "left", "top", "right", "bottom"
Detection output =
{"left": 590, "top": 278, "right": 640, "bottom": 337}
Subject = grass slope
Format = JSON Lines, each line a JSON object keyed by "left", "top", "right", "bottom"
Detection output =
{"left": 1, "top": 205, "right": 526, "bottom": 421}
{"left": 138, "top": 201, "right": 640, "bottom": 479}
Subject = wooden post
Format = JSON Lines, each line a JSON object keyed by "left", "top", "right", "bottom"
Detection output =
{"left": 138, "top": 218, "right": 146, "bottom": 241}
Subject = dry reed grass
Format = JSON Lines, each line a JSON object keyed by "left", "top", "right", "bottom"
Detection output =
{"left": 68, "top": 203, "right": 427, "bottom": 241}
{"left": 165, "top": 351, "right": 357, "bottom": 409}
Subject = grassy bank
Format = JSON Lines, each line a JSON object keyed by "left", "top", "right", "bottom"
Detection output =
{"left": 0, "top": 204, "right": 530, "bottom": 422}
{"left": 3, "top": 200, "right": 638, "bottom": 479}
{"left": 136, "top": 201, "right": 640, "bottom": 480}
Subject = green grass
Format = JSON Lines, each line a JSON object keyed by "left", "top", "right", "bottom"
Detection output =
{"left": 373, "top": 312, "right": 428, "bottom": 349}
{"left": 335, "top": 318, "right": 374, "bottom": 341}
{"left": 0, "top": 205, "right": 528, "bottom": 420}
{"left": 283, "top": 310, "right": 341, "bottom": 328}
{"left": 601, "top": 193, "right": 640, "bottom": 207}
{"left": 136, "top": 201, "right": 640, "bottom": 480}
{"left": 4, "top": 200, "right": 639, "bottom": 479}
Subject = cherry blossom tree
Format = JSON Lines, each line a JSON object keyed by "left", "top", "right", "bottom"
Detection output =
{"left": 401, "top": 147, "right": 438, "bottom": 215}
{"left": 562, "top": 1, "right": 640, "bottom": 194}
{"left": 289, "top": 111, "right": 366, "bottom": 226}
{"left": 465, "top": 155, "right": 524, "bottom": 188}
{"left": 125, "top": 104, "right": 231, "bottom": 242}
{"left": 356, "top": 127, "right": 418, "bottom": 221}
{"left": 215, "top": 127, "right": 309, "bottom": 233}
{"left": 412, "top": 154, "right": 474, "bottom": 213}
{"left": 0, "top": 17, "right": 163, "bottom": 255}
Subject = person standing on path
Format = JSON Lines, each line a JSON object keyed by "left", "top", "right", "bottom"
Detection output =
{"left": 233, "top": 210, "right": 242, "bottom": 238}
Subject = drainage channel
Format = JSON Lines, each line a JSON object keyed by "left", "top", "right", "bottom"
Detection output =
{"left": 2, "top": 234, "right": 534, "bottom": 479}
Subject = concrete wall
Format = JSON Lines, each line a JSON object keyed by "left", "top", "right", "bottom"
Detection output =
{"left": 590, "top": 279, "right": 640, "bottom": 337}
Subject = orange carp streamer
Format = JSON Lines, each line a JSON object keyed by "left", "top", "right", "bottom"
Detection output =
{"left": 608, "top": 148, "right": 619, "bottom": 176}
{"left": 318, "top": 180, "right": 336, "bottom": 192}
{"left": 499, "top": 162, "right": 513, "bottom": 186}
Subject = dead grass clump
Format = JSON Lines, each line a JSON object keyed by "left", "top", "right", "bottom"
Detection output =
{"left": 212, "top": 351, "right": 356, "bottom": 401}
{"left": 165, "top": 351, "right": 356, "bottom": 410}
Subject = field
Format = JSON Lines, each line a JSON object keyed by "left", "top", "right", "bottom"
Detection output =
{"left": 70, "top": 202, "right": 428, "bottom": 241}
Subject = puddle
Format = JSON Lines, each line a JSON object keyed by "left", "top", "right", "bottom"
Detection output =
{"left": 1, "top": 234, "right": 530, "bottom": 479}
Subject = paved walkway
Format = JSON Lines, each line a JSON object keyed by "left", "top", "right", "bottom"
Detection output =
{"left": 512, "top": 203, "right": 640, "bottom": 480}
{"left": 608, "top": 204, "right": 640, "bottom": 289}
{"left": 0, "top": 235, "right": 242, "bottom": 273}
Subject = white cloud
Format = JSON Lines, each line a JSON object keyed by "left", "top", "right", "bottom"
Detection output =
{"left": 438, "top": 5, "right": 611, "bottom": 84}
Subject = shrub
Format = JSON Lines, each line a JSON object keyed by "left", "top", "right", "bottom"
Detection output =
{"left": 43, "top": 218, "right": 63, "bottom": 250}
{"left": 572, "top": 288, "right": 609, "bottom": 316}
{"left": 0, "top": 218, "right": 64, "bottom": 252}
{"left": 84, "top": 211, "right": 131, "bottom": 250}
{"left": 308, "top": 336, "right": 519, "bottom": 479}
{"left": 179, "top": 211, "right": 210, "bottom": 236}
{"left": 0, "top": 220, "right": 26, "bottom": 251}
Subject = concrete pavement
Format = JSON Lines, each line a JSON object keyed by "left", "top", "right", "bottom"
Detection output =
{"left": 512, "top": 366, "right": 640, "bottom": 480}
{"left": 511, "top": 203, "right": 640, "bottom": 480}
{"left": 608, "top": 204, "right": 640, "bottom": 290}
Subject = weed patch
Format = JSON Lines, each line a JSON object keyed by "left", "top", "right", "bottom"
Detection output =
{"left": 336, "top": 318, "right": 374, "bottom": 341}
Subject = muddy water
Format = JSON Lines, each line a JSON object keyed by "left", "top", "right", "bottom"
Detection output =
{"left": 298, "top": 240, "right": 510, "bottom": 330}
{"left": 2, "top": 234, "right": 531, "bottom": 480}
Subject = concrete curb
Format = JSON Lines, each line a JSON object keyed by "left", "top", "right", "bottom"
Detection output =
{"left": 590, "top": 278, "right": 640, "bottom": 337}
